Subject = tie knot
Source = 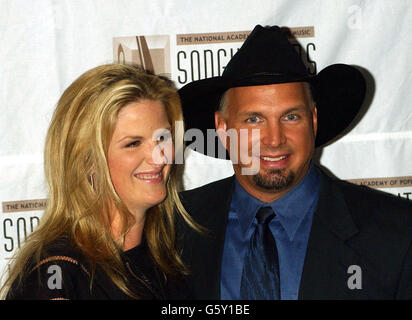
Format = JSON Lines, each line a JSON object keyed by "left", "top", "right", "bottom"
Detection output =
{"left": 256, "top": 206, "right": 275, "bottom": 224}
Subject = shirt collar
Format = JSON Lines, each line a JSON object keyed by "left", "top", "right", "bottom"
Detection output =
{"left": 232, "top": 163, "right": 320, "bottom": 241}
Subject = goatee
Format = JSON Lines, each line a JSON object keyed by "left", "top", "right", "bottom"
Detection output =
{"left": 253, "top": 168, "right": 295, "bottom": 190}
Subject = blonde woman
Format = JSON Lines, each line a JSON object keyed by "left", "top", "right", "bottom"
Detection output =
{"left": 2, "top": 64, "right": 198, "bottom": 300}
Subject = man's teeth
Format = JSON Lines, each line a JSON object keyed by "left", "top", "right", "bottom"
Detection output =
{"left": 261, "top": 155, "right": 287, "bottom": 162}
{"left": 136, "top": 173, "right": 161, "bottom": 179}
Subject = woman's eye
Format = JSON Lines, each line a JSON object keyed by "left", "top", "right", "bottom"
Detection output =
{"left": 246, "top": 116, "right": 260, "bottom": 123}
{"left": 125, "top": 140, "right": 141, "bottom": 148}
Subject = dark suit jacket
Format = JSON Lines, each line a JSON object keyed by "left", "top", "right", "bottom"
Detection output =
{"left": 176, "top": 169, "right": 412, "bottom": 299}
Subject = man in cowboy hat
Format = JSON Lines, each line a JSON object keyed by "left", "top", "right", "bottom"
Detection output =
{"left": 175, "top": 25, "right": 412, "bottom": 299}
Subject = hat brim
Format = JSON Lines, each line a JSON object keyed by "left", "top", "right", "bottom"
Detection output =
{"left": 179, "top": 63, "right": 366, "bottom": 157}
{"left": 310, "top": 64, "right": 366, "bottom": 147}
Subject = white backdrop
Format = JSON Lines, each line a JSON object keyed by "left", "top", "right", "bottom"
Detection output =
{"left": 1, "top": 0, "right": 411, "bottom": 280}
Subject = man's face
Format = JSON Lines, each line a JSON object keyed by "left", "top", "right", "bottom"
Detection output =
{"left": 215, "top": 82, "right": 317, "bottom": 202}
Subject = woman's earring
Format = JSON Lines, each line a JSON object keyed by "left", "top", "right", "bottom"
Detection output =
{"left": 89, "top": 173, "right": 94, "bottom": 190}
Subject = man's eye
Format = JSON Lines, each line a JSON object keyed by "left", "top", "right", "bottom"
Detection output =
{"left": 125, "top": 140, "right": 141, "bottom": 148}
{"left": 284, "top": 114, "right": 299, "bottom": 121}
{"left": 246, "top": 116, "right": 260, "bottom": 123}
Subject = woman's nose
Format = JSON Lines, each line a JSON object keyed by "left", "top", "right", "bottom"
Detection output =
{"left": 146, "top": 139, "right": 173, "bottom": 166}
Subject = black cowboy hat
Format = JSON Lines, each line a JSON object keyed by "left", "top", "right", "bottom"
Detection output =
{"left": 178, "top": 25, "right": 366, "bottom": 158}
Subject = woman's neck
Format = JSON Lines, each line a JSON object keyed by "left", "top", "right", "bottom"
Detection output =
{"left": 108, "top": 204, "right": 146, "bottom": 251}
{"left": 122, "top": 219, "right": 145, "bottom": 251}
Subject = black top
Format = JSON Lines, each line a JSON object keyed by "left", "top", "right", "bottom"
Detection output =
{"left": 122, "top": 241, "right": 167, "bottom": 299}
{"left": 6, "top": 237, "right": 176, "bottom": 300}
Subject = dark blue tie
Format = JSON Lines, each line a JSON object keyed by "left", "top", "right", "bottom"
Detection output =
{"left": 240, "top": 206, "right": 280, "bottom": 299}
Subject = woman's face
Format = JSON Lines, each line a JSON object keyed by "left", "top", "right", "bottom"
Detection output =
{"left": 107, "top": 99, "right": 173, "bottom": 214}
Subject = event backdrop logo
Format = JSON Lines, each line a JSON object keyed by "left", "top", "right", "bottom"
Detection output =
{"left": 113, "top": 35, "right": 171, "bottom": 78}
{"left": 113, "top": 26, "right": 317, "bottom": 85}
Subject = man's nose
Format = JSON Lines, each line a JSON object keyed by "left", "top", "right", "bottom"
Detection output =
{"left": 261, "top": 123, "right": 286, "bottom": 147}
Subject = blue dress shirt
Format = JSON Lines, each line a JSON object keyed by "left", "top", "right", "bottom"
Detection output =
{"left": 220, "top": 163, "right": 320, "bottom": 300}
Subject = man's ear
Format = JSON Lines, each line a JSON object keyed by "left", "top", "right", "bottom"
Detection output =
{"left": 215, "top": 111, "right": 228, "bottom": 150}
{"left": 312, "top": 105, "right": 318, "bottom": 137}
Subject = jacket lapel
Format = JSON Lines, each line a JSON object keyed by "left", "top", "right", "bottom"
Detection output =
{"left": 183, "top": 176, "right": 235, "bottom": 299}
{"left": 299, "top": 171, "right": 359, "bottom": 299}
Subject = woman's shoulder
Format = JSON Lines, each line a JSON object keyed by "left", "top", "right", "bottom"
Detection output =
{"left": 40, "top": 237, "right": 87, "bottom": 265}
{"left": 7, "top": 237, "right": 93, "bottom": 300}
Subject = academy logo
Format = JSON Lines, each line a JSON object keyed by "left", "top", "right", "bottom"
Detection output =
{"left": 113, "top": 35, "right": 171, "bottom": 78}
{"left": 113, "top": 26, "right": 316, "bottom": 85}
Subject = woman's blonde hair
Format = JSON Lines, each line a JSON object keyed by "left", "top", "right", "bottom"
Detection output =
{"left": 1, "top": 63, "right": 198, "bottom": 298}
